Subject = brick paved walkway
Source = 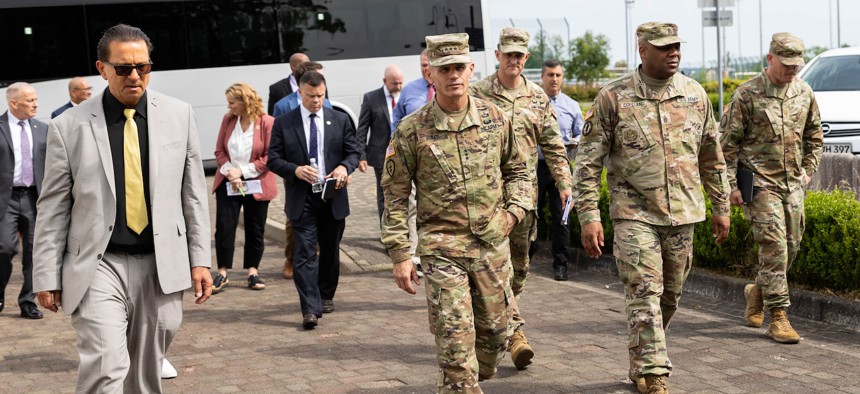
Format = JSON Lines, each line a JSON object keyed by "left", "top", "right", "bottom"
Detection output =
{"left": 1, "top": 170, "right": 860, "bottom": 393}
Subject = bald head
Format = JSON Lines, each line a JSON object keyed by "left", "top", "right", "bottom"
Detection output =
{"left": 383, "top": 64, "right": 404, "bottom": 94}
{"left": 289, "top": 53, "right": 309, "bottom": 74}
{"left": 6, "top": 82, "right": 38, "bottom": 120}
{"left": 68, "top": 77, "right": 92, "bottom": 104}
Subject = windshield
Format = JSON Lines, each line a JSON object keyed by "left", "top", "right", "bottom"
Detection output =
{"left": 802, "top": 55, "right": 860, "bottom": 91}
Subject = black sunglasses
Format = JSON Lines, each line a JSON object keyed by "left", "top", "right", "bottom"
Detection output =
{"left": 103, "top": 61, "right": 153, "bottom": 76}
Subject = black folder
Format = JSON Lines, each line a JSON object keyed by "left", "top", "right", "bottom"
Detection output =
{"left": 737, "top": 167, "right": 755, "bottom": 204}
{"left": 321, "top": 178, "right": 342, "bottom": 201}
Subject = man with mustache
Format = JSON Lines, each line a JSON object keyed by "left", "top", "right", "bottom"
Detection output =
{"left": 574, "top": 22, "right": 730, "bottom": 394}
{"left": 720, "top": 32, "right": 822, "bottom": 344}
{"left": 530, "top": 59, "right": 584, "bottom": 281}
{"left": 383, "top": 33, "right": 531, "bottom": 392}
{"left": 470, "top": 27, "right": 572, "bottom": 371}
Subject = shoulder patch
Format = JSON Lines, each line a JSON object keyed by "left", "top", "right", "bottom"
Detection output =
{"left": 385, "top": 141, "right": 396, "bottom": 158}
{"left": 584, "top": 106, "right": 594, "bottom": 120}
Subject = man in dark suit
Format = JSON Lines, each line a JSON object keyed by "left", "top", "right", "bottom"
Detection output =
{"left": 0, "top": 82, "right": 47, "bottom": 319}
{"left": 51, "top": 77, "right": 92, "bottom": 118}
{"left": 267, "top": 52, "right": 308, "bottom": 115}
{"left": 356, "top": 64, "right": 403, "bottom": 219}
{"left": 268, "top": 71, "right": 360, "bottom": 329}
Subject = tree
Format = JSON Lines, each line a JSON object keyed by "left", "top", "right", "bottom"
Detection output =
{"left": 526, "top": 30, "right": 567, "bottom": 68}
{"left": 566, "top": 31, "right": 611, "bottom": 87}
{"left": 804, "top": 45, "right": 829, "bottom": 62}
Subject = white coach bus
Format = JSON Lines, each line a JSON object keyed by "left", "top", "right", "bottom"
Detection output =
{"left": 0, "top": 0, "right": 492, "bottom": 169}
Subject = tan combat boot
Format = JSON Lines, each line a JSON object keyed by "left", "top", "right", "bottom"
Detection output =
{"left": 643, "top": 374, "right": 669, "bottom": 394}
{"left": 629, "top": 371, "right": 647, "bottom": 393}
{"left": 509, "top": 328, "right": 534, "bottom": 370}
{"left": 743, "top": 284, "right": 764, "bottom": 327}
{"left": 766, "top": 307, "right": 801, "bottom": 344}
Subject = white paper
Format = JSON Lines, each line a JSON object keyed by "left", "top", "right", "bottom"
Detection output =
{"left": 561, "top": 195, "right": 573, "bottom": 225}
{"left": 226, "top": 179, "right": 262, "bottom": 196}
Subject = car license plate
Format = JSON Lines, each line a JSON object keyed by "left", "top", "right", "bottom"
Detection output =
{"left": 823, "top": 144, "right": 852, "bottom": 154}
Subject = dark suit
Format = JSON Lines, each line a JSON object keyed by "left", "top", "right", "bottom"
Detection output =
{"left": 268, "top": 76, "right": 295, "bottom": 115}
{"left": 356, "top": 87, "right": 393, "bottom": 219}
{"left": 51, "top": 102, "right": 74, "bottom": 119}
{"left": 268, "top": 106, "right": 360, "bottom": 317}
{"left": 0, "top": 112, "right": 47, "bottom": 311}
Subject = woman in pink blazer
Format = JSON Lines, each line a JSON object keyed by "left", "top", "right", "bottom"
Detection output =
{"left": 212, "top": 83, "right": 277, "bottom": 292}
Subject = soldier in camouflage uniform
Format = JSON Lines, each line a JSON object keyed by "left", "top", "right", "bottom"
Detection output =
{"left": 719, "top": 32, "right": 823, "bottom": 344}
{"left": 381, "top": 33, "right": 532, "bottom": 393}
{"left": 573, "top": 22, "right": 731, "bottom": 394}
{"left": 469, "top": 27, "right": 572, "bottom": 370}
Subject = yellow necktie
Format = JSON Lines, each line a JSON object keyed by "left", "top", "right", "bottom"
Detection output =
{"left": 123, "top": 109, "right": 148, "bottom": 234}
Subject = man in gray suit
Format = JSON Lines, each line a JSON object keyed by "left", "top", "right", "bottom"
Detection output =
{"left": 0, "top": 82, "right": 47, "bottom": 319}
{"left": 33, "top": 24, "right": 213, "bottom": 393}
{"left": 356, "top": 64, "right": 403, "bottom": 219}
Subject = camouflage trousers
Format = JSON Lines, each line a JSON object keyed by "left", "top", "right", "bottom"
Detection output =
{"left": 614, "top": 220, "right": 695, "bottom": 378}
{"left": 743, "top": 187, "right": 805, "bottom": 308}
{"left": 423, "top": 238, "right": 514, "bottom": 394}
{"left": 508, "top": 212, "right": 536, "bottom": 331}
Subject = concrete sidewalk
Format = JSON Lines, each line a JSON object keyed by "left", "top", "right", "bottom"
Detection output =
{"left": 1, "top": 170, "right": 860, "bottom": 393}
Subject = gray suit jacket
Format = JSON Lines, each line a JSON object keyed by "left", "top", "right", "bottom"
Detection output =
{"left": 32, "top": 90, "right": 211, "bottom": 315}
{"left": 0, "top": 112, "right": 47, "bottom": 216}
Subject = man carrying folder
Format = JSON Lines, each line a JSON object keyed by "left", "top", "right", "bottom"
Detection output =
{"left": 720, "top": 32, "right": 823, "bottom": 344}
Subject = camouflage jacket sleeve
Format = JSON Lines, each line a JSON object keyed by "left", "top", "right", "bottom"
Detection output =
{"left": 573, "top": 97, "right": 611, "bottom": 225}
{"left": 380, "top": 123, "right": 416, "bottom": 264}
{"left": 539, "top": 101, "right": 573, "bottom": 192}
{"left": 698, "top": 87, "right": 730, "bottom": 217}
{"left": 801, "top": 87, "right": 824, "bottom": 176}
{"left": 500, "top": 117, "right": 531, "bottom": 222}
{"left": 719, "top": 89, "right": 749, "bottom": 192}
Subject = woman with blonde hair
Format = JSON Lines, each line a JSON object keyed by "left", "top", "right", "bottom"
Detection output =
{"left": 211, "top": 83, "right": 277, "bottom": 292}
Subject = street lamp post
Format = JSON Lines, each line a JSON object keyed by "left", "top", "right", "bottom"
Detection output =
{"left": 625, "top": 0, "right": 635, "bottom": 72}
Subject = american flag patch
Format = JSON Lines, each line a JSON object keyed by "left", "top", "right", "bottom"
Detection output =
{"left": 385, "top": 142, "right": 396, "bottom": 158}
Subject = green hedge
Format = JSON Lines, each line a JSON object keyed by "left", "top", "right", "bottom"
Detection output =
{"left": 545, "top": 173, "right": 860, "bottom": 292}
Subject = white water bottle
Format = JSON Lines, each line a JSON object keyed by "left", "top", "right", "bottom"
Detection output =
{"left": 310, "top": 158, "right": 324, "bottom": 193}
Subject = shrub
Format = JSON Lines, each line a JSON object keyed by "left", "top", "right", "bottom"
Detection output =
{"left": 792, "top": 189, "right": 860, "bottom": 291}
{"left": 561, "top": 84, "right": 601, "bottom": 104}
{"left": 540, "top": 174, "right": 860, "bottom": 292}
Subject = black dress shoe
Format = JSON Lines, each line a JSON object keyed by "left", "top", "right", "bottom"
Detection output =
{"left": 322, "top": 300, "right": 334, "bottom": 313}
{"left": 20, "top": 303, "right": 44, "bottom": 319}
{"left": 0, "top": 301, "right": 4, "bottom": 313}
{"left": 302, "top": 313, "right": 318, "bottom": 330}
{"left": 554, "top": 266, "right": 569, "bottom": 281}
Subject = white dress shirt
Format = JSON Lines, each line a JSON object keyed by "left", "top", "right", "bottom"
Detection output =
{"left": 289, "top": 74, "right": 299, "bottom": 94}
{"left": 383, "top": 85, "right": 399, "bottom": 124}
{"left": 300, "top": 105, "right": 326, "bottom": 178}
{"left": 7, "top": 112, "right": 34, "bottom": 187}
{"left": 219, "top": 117, "right": 260, "bottom": 179}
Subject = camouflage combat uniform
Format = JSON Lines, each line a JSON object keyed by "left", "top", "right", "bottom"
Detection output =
{"left": 720, "top": 69, "right": 823, "bottom": 309}
{"left": 381, "top": 93, "right": 531, "bottom": 392}
{"left": 470, "top": 73, "right": 572, "bottom": 300}
{"left": 574, "top": 68, "right": 730, "bottom": 377}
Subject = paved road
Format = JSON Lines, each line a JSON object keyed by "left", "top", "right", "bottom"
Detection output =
{"left": 1, "top": 170, "right": 859, "bottom": 393}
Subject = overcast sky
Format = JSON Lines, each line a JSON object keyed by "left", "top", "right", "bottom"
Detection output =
{"left": 487, "top": 0, "right": 859, "bottom": 68}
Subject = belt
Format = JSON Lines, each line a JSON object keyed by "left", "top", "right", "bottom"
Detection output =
{"left": 12, "top": 186, "right": 35, "bottom": 191}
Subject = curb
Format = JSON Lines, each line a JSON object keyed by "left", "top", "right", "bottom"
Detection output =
{"left": 569, "top": 248, "right": 860, "bottom": 331}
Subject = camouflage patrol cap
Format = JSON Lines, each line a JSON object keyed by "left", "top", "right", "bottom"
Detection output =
{"left": 770, "top": 32, "right": 805, "bottom": 66}
{"left": 425, "top": 33, "right": 472, "bottom": 67}
{"left": 498, "top": 27, "right": 530, "bottom": 54}
{"left": 636, "top": 22, "right": 686, "bottom": 46}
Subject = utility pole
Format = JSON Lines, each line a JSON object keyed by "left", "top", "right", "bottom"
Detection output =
{"left": 563, "top": 17, "right": 571, "bottom": 61}
{"left": 717, "top": 0, "right": 724, "bottom": 115}
{"left": 737, "top": 0, "right": 742, "bottom": 72}
{"left": 537, "top": 18, "right": 545, "bottom": 64}
{"left": 758, "top": 0, "right": 763, "bottom": 70}
{"left": 837, "top": 0, "right": 842, "bottom": 47}
{"left": 625, "top": 0, "right": 634, "bottom": 71}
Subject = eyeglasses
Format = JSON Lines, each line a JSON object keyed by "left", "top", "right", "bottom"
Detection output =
{"left": 103, "top": 61, "right": 153, "bottom": 76}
